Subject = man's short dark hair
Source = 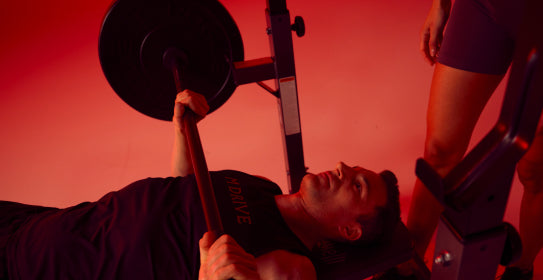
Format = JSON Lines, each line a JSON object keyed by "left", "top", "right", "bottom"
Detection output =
{"left": 352, "top": 170, "right": 401, "bottom": 246}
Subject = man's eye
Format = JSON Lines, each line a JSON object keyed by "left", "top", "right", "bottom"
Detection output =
{"left": 355, "top": 183, "right": 361, "bottom": 191}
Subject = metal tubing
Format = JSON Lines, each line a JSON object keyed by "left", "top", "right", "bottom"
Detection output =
{"left": 183, "top": 111, "right": 224, "bottom": 241}
{"left": 265, "top": 0, "right": 306, "bottom": 193}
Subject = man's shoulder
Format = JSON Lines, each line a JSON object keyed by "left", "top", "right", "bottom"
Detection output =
{"left": 256, "top": 250, "right": 316, "bottom": 280}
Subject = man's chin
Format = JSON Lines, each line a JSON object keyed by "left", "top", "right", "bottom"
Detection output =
{"left": 300, "top": 173, "right": 316, "bottom": 185}
{"left": 300, "top": 173, "right": 328, "bottom": 191}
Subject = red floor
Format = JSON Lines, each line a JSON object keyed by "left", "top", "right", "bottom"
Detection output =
{"left": 0, "top": 0, "right": 541, "bottom": 278}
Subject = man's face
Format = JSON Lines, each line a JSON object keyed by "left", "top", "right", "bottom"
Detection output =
{"left": 299, "top": 162, "right": 389, "bottom": 228}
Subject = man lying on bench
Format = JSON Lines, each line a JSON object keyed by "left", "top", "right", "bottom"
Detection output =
{"left": 0, "top": 90, "right": 401, "bottom": 280}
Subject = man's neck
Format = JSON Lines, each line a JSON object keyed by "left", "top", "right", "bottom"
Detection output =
{"left": 274, "top": 194, "right": 324, "bottom": 250}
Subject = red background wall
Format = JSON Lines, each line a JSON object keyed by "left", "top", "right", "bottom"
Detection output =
{"left": 0, "top": 0, "right": 539, "bottom": 277}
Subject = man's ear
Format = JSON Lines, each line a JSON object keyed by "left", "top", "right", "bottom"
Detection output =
{"left": 338, "top": 222, "right": 362, "bottom": 241}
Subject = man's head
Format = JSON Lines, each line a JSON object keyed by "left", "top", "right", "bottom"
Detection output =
{"left": 353, "top": 170, "right": 400, "bottom": 245}
{"left": 299, "top": 162, "right": 401, "bottom": 245}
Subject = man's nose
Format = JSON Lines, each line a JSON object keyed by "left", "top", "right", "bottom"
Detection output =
{"left": 336, "top": 162, "right": 353, "bottom": 179}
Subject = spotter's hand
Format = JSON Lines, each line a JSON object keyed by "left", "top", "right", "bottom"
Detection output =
{"left": 173, "top": 90, "right": 210, "bottom": 131}
{"left": 199, "top": 233, "right": 261, "bottom": 280}
{"left": 419, "top": 1, "right": 451, "bottom": 65}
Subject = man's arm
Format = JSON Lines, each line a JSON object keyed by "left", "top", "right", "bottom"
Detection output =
{"left": 171, "top": 90, "right": 209, "bottom": 177}
{"left": 199, "top": 233, "right": 316, "bottom": 280}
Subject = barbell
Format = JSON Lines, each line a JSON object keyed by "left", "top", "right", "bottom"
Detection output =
{"left": 99, "top": 0, "right": 246, "bottom": 239}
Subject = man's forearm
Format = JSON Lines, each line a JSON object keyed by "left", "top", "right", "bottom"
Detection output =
{"left": 171, "top": 127, "right": 194, "bottom": 177}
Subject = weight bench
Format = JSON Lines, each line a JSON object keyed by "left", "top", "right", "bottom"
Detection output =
{"left": 99, "top": 0, "right": 416, "bottom": 278}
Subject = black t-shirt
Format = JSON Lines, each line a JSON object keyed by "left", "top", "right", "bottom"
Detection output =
{"left": 211, "top": 170, "right": 310, "bottom": 258}
{"left": 4, "top": 170, "right": 311, "bottom": 279}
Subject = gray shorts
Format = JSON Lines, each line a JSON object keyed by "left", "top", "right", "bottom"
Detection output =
{"left": 437, "top": 0, "right": 524, "bottom": 75}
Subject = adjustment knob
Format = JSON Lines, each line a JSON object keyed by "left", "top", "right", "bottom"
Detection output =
{"left": 291, "top": 16, "right": 305, "bottom": 37}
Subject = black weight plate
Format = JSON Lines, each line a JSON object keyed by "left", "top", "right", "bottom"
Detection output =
{"left": 99, "top": 0, "right": 244, "bottom": 121}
